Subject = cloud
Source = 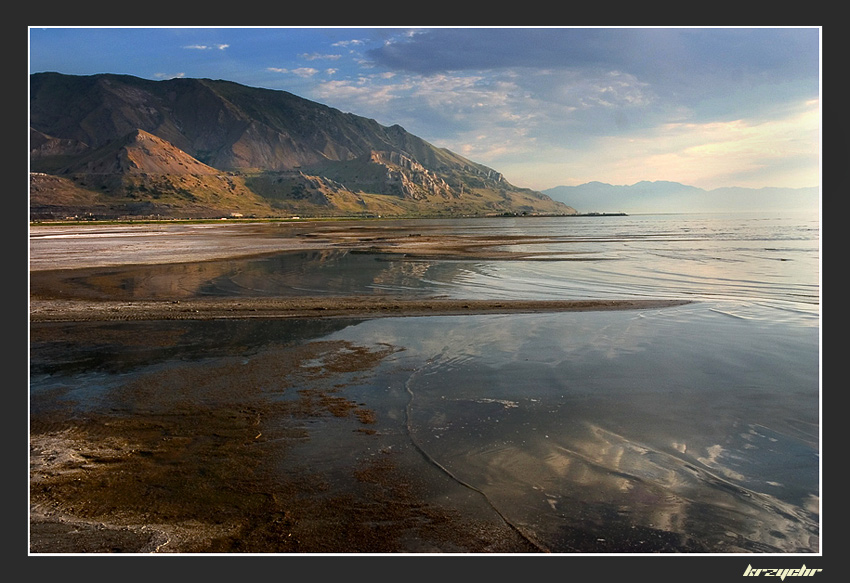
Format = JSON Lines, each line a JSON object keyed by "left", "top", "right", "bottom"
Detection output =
{"left": 268, "top": 67, "right": 320, "bottom": 77}
{"left": 332, "top": 39, "right": 366, "bottom": 48}
{"left": 492, "top": 97, "right": 821, "bottom": 190}
{"left": 311, "top": 63, "right": 653, "bottom": 153}
{"left": 300, "top": 52, "right": 342, "bottom": 61}
{"left": 302, "top": 27, "right": 818, "bottom": 190}
{"left": 313, "top": 78, "right": 404, "bottom": 108}
{"left": 366, "top": 28, "right": 818, "bottom": 81}
{"left": 367, "top": 28, "right": 604, "bottom": 73}
{"left": 363, "top": 28, "right": 819, "bottom": 121}
{"left": 183, "top": 44, "right": 229, "bottom": 51}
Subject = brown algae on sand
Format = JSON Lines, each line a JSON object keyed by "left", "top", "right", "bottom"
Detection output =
{"left": 30, "top": 330, "right": 540, "bottom": 552}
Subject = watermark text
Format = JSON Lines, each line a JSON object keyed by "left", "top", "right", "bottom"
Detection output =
{"left": 743, "top": 565, "right": 822, "bottom": 580}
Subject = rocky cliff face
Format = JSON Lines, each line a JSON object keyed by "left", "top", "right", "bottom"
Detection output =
{"left": 365, "top": 151, "right": 455, "bottom": 199}
{"left": 30, "top": 72, "right": 575, "bottom": 219}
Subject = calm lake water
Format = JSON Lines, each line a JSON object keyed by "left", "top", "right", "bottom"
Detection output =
{"left": 29, "top": 211, "right": 821, "bottom": 553}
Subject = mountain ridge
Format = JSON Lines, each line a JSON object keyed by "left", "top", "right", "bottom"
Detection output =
{"left": 543, "top": 181, "right": 819, "bottom": 214}
{"left": 30, "top": 72, "right": 574, "bottom": 220}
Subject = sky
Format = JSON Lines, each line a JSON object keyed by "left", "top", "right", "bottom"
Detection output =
{"left": 28, "top": 26, "right": 821, "bottom": 192}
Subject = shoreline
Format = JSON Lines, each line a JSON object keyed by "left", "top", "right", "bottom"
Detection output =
{"left": 30, "top": 297, "right": 693, "bottom": 323}
{"left": 28, "top": 218, "right": 631, "bottom": 272}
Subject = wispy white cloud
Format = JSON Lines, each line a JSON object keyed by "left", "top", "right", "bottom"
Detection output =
{"left": 183, "top": 44, "right": 229, "bottom": 50}
{"left": 310, "top": 65, "right": 647, "bottom": 160}
{"left": 300, "top": 52, "right": 342, "bottom": 61}
{"left": 313, "top": 78, "right": 403, "bottom": 108}
{"left": 331, "top": 39, "right": 365, "bottom": 48}
{"left": 268, "top": 67, "right": 319, "bottom": 77}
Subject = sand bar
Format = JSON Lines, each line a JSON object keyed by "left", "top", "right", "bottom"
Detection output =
{"left": 30, "top": 297, "right": 692, "bottom": 322}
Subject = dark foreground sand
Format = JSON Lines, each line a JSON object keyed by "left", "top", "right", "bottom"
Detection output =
{"left": 30, "top": 221, "right": 693, "bottom": 553}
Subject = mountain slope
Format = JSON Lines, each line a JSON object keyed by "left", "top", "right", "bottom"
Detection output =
{"left": 29, "top": 72, "right": 574, "bottom": 220}
{"left": 64, "top": 129, "right": 221, "bottom": 175}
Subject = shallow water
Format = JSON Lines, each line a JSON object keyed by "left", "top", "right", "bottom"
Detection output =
{"left": 31, "top": 213, "right": 820, "bottom": 318}
{"left": 29, "top": 211, "right": 820, "bottom": 553}
{"left": 337, "top": 306, "right": 819, "bottom": 552}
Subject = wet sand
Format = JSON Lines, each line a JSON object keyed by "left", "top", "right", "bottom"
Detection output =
{"left": 30, "top": 296, "right": 690, "bottom": 323}
{"left": 30, "top": 333, "right": 545, "bottom": 553}
{"left": 30, "top": 318, "right": 556, "bottom": 553}
{"left": 29, "top": 221, "right": 692, "bottom": 553}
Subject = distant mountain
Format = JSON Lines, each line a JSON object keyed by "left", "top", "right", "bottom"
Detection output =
{"left": 543, "top": 181, "right": 820, "bottom": 214}
{"left": 29, "top": 72, "right": 575, "bottom": 220}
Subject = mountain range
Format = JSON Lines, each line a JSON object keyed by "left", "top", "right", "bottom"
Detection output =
{"left": 29, "top": 72, "right": 575, "bottom": 220}
{"left": 542, "top": 181, "right": 820, "bottom": 214}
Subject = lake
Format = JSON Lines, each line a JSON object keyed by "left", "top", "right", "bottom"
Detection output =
{"left": 29, "top": 211, "right": 820, "bottom": 553}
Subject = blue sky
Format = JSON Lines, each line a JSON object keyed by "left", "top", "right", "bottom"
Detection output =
{"left": 28, "top": 27, "right": 821, "bottom": 192}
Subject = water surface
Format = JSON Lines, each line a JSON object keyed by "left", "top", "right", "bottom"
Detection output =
{"left": 30, "top": 212, "right": 820, "bottom": 553}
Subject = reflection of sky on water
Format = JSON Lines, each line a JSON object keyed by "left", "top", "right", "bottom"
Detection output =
{"left": 29, "top": 300, "right": 819, "bottom": 552}
{"left": 326, "top": 304, "right": 819, "bottom": 552}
